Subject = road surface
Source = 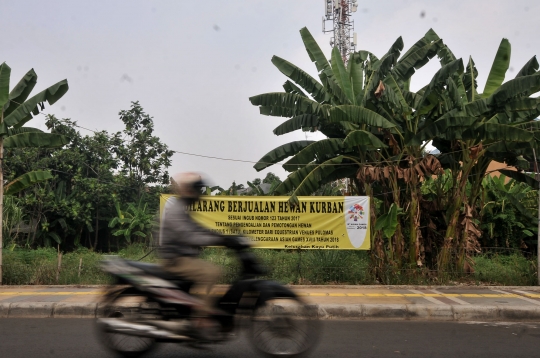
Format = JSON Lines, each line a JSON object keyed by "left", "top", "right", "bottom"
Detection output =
{"left": 1, "top": 319, "right": 538, "bottom": 357}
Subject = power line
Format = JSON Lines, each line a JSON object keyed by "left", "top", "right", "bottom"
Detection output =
{"left": 63, "top": 122, "right": 533, "bottom": 168}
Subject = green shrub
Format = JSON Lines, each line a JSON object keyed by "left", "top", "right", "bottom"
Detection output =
{"left": 473, "top": 253, "right": 537, "bottom": 286}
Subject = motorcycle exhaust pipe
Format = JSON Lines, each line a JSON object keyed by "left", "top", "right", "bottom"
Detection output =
{"left": 98, "top": 318, "right": 191, "bottom": 340}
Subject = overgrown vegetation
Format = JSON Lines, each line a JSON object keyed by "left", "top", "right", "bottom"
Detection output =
{"left": 2, "top": 245, "right": 536, "bottom": 286}
{"left": 250, "top": 27, "right": 540, "bottom": 277}
{"left": 4, "top": 102, "right": 173, "bottom": 251}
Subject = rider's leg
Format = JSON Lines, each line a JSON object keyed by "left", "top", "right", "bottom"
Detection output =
{"left": 164, "top": 256, "right": 221, "bottom": 313}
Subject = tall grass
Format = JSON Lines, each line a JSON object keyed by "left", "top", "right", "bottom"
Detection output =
{"left": 2, "top": 245, "right": 537, "bottom": 286}
{"left": 2, "top": 244, "right": 157, "bottom": 285}
{"left": 473, "top": 254, "right": 537, "bottom": 286}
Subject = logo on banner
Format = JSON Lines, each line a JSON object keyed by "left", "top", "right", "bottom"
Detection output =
{"left": 344, "top": 197, "right": 369, "bottom": 248}
{"left": 346, "top": 203, "right": 365, "bottom": 222}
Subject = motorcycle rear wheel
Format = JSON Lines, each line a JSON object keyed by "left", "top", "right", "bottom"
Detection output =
{"left": 96, "top": 287, "right": 158, "bottom": 358}
{"left": 251, "top": 296, "right": 320, "bottom": 357}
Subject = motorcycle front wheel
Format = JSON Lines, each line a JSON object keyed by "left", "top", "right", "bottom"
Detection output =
{"left": 96, "top": 287, "right": 158, "bottom": 358}
{"left": 251, "top": 296, "right": 320, "bottom": 357}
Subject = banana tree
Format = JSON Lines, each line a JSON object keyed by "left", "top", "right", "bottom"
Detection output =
{"left": 0, "top": 62, "right": 69, "bottom": 284}
{"left": 408, "top": 41, "right": 540, "bottom": 271}
{"left": 250, "top": 27, "right": 540, "bottom": 277}
{"left": 249, "top": 27, "right": 448, "bottom": 273}
{"left": 480, "top": 174, "right": 537, "bottom": 249}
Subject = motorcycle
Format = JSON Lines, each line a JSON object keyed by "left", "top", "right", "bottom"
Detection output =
{"left": 95, "top": 240, "right": 320, "bottom": 357}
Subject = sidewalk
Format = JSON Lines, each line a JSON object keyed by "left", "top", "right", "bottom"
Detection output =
{"left": 2, "top": 285, "right": 540, "bottom": 321}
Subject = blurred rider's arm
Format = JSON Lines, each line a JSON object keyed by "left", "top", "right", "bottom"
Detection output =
{"left": 160, "top": 197, "right": 229, "bottom": 259}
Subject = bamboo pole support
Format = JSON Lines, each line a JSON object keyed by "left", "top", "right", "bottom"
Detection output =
{"left": 56, "top": 251, "right": 62, "bottom": 284}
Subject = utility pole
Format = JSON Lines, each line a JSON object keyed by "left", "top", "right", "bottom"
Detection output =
{"left": 323, "top": 0, "right": 358, "bottom": 65}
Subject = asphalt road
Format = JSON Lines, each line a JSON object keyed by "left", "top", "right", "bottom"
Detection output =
{"left": 1, "top": 319, "right": 539, "bottom": 357}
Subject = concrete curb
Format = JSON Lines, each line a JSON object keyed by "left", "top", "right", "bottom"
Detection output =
{"left": 3, "top": 303, "right": 540, "bottom": 321}
{"left": 314, "top": 304, "right": 540, "bottom": 321}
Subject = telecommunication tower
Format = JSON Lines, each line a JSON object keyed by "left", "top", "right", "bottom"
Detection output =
{"left": 323, "top": 0, "right": 358, "bottom": 64}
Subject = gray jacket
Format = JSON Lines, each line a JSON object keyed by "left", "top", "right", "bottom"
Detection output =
{"left": 159, "top": 197, "right": 227, "bottom": 259}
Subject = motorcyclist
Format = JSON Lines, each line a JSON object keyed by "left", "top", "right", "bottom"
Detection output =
{"left": 159, "top": 172, "right": 245, "bottom": 339}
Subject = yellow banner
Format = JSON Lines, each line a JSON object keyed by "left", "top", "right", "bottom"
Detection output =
{"left": 160, "top": 195, "right": 370, "bottom": 250}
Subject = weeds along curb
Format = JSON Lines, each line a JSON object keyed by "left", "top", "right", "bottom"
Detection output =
{"left": 4, "top": 302, "right": 540, "bottom": 321}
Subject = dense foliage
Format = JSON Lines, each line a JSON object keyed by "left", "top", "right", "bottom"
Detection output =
{"left": 4, "top": 102, "right": 173, "bottom": 251}
{"left": 250, "top": 27, "right": 540, "bottom": 275}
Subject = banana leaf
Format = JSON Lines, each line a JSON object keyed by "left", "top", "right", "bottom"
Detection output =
{"left": 409, "top": 116, "right": 478, "bottom": 146}
{"left": 437, "top": 45, "right": 458, "bottom": 66}
{"left": 499, "top": 169, "right": 539, "bottom": 190}
{"left": 482, "top": 39, "right": 511, "bottom": 98}
{"left": 3, "top": 132, "right": 68, "bottom": 149}
{"left": 383, "top": 75, "right": 411, "bottom": 113}
{"left": 331, "top": 47, "right": 354, "bottom": 103}
{"left": 319, "top": 166, "right": 358, "bottom": 187}
{"left": 4, "top": 69, "right": 38, "bottom": 117}
{"left": 418, "top": 58, "right": 464, "bottom": 108}
{"left": 392, "top": 39, "right": 442, "bottom": 82}
{"left": 329, "top": 105, "right": 397, "bottom": 129}
{"left": 398, "top": 28, "right": 440, "bottom": 64}
{"left": 250, "top": 92, "right": 327, "bottom": 118}
{"left": 325, "top": 76, "right": 351, "bottom": 104}
{"left": 463, "top": 57, "right": 479, "bottom": 102}
{"left": 374, "top": 203, "right": 399, "bottom": 239}
{"left": 253, "top": 140, "right": 315, "bottom": 171}
{"left": 273, "top": 114, "right": 319, "bottom": 135}
{"left": 271, "top": 56, "right": 328, "bottom": 102}
{"left": 4, "top": 79, "right": 69, "bottom": 128}
{"left": 0, "top": 62, "right": 10, "bottom": 109}
{"left": 259, "top": 106, "right": 296, "bottom": 118}
{"left": 5, "top": 170, "right": 53, "bottom": 195}
{"left": 300, "top": 27, "right": 332, "bottom": 77}
{"left": 403, "top": 91, "right": 423, "bottom": 110}
{"left": 360, "top": 70, "right": 380, "bottom": 105}
{"left": 446, "top": 77, "right": 464, "bottom": 110}
{"left": 283, "top": 138, "right": 344, "bottom": 171}
{"left": 515, "top": 56, "right": 539, "bottom": 78}
{"left": 486, "top": 141, "right": 532, "bottom": 153}
{"left": 489, "top": 74, "right": 540, "bottom": 106}
{"left": 463, "top": 98, "right": 491, "bottom": 117}
{"left": 343, "top": 130, "right": 387, "bottom": 149}
{"left": 283, "top": 80, "right": 307, "bottom": 97}
{"left": 348, "top": 52, "right": 365, "bottom": 99}
{"left": 464, "top": 123, "right": 533, "bottom": 142}
{"left": 7, "top": 127, "right": 44, "bottom": 136}
{"left": 276, "top": 156, "right": 348, "bottom": 201}
{"left": 360, "top": 40, "right": 403, "bottom": 105}
{"left": 373, "top": 36, "right": 403, "bottom": 75}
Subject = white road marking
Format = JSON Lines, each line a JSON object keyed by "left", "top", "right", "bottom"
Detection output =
{"left": 430, "top": 289, "right": 470, "bottom": 305}
{"left": 409, "top": 289, "right": 448, "bottom": 305}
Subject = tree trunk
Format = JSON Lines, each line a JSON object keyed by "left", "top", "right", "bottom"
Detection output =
{"left": 438, "top": 157, "right": 475, "bottom": 273}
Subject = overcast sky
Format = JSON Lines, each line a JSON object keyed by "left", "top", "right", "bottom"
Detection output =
{"left": 1, "top": 0, "right": 539, "bottom": 188}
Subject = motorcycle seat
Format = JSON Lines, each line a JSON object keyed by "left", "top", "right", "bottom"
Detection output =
{"left": 125, "top": 261, "right": 192, "bottom": 287}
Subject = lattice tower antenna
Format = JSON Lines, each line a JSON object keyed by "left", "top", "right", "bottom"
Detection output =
{"left": 323, "top": 0, "right": 358, "bottom": 65}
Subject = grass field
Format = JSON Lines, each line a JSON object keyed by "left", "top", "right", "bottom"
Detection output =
{"left": 1, "top": 244, "right": 536, "bottom": 286}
